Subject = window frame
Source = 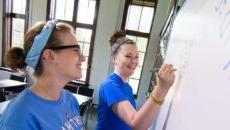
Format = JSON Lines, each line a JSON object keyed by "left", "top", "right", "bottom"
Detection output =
{"left": 121, "top": 0, "right": 157, "bottom": 97}
{"left": 46, "top": 0, "right": 100, "bottom": 84}
{"left": 2, "top": 0, "right": 30, "bottom": 65}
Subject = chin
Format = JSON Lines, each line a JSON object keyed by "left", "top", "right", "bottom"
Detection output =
{"left": 73, "top": 74, "right": 82, "bottom": 80}
{"left": 127, "top": 72, "right": 134, "bottom": 77}
{"left": 130, "top": 70, "right": 135, "bottom": 74}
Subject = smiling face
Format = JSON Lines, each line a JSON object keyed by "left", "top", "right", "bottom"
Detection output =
{"left": 52, "top": 31, "right": 85, "bottom": 80}
{"left": 113, "top": 43, "right": 139, "bottom": 79}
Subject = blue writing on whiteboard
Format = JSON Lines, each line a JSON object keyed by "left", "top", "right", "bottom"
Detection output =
{"left": 223, "top": 59, "right": 230, "bottom": 70}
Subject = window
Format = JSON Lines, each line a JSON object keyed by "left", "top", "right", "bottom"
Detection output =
{"left": 2, "top": 0, "right": 29, "bottom": 63}
{"left": 122, "top": 0, "right": 157, "bottom": 95}
{"left": 149, "top": 0, "right": 177, "bottom": 93}
{"left": 47, "top": 0, "right": 100, "bottom": 83}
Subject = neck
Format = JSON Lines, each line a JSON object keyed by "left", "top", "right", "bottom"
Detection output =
{"left": 31, "top": 74, "right": 69, "bottom": 100}
{"left": 114, "top": 70, "right": 128, "bottom": 82}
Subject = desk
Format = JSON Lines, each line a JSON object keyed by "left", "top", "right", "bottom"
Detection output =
{"left": 0, "top": 79, "right": 27, "bottom": 88}
{"left": 72, "top": 93, "right": 91, "bottom": 105}
{"left": 0, "top": 79, "right": 27, "bottom": 102}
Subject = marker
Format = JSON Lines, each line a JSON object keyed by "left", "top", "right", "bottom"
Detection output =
{"left": 150, "top": 68, "right": 177, "bottom": 72}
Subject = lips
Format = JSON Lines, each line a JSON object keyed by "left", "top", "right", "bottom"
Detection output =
{"left": 76, "top": 64, "right": 82, "bottom": 70}
{"left": 128, "top": 65, "right": 137, "bottom": 69}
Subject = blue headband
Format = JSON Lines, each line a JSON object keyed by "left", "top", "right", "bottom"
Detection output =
{"left": 25, "top": 19, "right": 58, "bottom": 69}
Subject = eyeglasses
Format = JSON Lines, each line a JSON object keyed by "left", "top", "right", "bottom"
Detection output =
{"left": 47, "top": 44, "right": 80, "bottom": 50}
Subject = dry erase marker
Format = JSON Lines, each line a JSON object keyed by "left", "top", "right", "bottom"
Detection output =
{"left": 150, "top": 68, "right": 177, "bottom": 72}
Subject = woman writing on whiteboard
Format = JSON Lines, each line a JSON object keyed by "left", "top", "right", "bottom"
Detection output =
{"left": 96, "top": 30, "right": 175, "bottom": 130}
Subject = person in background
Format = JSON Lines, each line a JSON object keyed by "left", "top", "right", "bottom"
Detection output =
{"left": 96, "top": 30, "right": 175, "bottom": 130}
{"left": 0, "top": 20, "right": 85, "bottom": 130}
{"left": 4, "top": 48, "right": 36, "bottom": 87}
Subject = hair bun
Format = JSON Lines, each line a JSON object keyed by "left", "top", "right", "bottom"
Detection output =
{"left": 4, "top": 47, "right": 26, "bottom": 70}
{"left": 109, "top": 30, "right": 126, "bottom": 46}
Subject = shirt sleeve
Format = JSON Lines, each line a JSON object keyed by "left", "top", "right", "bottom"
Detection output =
{"left": 101, "top": 81, "right": 128, "bottom": 107}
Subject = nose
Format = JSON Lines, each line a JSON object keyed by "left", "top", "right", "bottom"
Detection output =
{"left": 81, "top": 53, "right": 85, "bottom": 62}
{"left": 131, "top": 57, "right": 138, "bottom": 63}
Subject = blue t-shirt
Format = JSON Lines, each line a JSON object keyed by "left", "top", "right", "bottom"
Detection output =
{"left": 96, "top": 73, "right": 136, "bottom": 130}
{"left": 0, "top": 89, "right": 83, "bottom": 130}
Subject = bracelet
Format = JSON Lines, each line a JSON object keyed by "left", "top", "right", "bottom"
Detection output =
{"left": 150, "top": 94, "right": 164, "bottom": 106}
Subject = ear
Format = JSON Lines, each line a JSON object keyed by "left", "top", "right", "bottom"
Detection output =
{"left": 41, "top": 49, "right": 55, "bottom": 63}
{"left": 111, "top": 55, "right": 117, "bottom": 65}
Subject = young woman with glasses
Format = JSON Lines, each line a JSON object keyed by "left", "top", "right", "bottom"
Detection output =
{"left": 0, "top": 20, "right": 85, "bottom": 130}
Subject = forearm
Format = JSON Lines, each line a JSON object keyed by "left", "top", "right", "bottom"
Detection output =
{"left": 131, "top": 85, "right": 169, "bottom": 130}
{"left": 130, "top": 64, "right": 174, "bottom": 129}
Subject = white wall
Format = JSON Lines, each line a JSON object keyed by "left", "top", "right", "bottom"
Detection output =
{"left": 0, "top": 0, "right": 3, "bottom": 66}
{"left": 89, "top": 0, "right": 124, "bottom": 104}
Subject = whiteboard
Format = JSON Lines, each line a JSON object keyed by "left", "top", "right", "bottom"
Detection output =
{"left": 152, "top": 0, "right": 230, "bottom": 130}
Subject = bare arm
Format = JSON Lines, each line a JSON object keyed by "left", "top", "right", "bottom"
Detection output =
{"left": 112, "top": 64, "right": 175, "bottom": 130}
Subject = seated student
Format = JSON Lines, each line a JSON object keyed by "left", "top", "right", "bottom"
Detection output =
{"left": 0, "top": 20, "right": 85, "bottom": 130}
{"left": 4, "top": 45, "right": 36, "bottom": 86}
{"left": 96, "top": 30, "right": 175, "bottom": 130}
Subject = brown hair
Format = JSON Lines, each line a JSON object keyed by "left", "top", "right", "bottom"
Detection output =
{"left": 4, "top": 47, "right": 26, "bottom": 70}
{"left": 109, "top": 30, "right": 135, "bottom": 55}
{"left": 4, "top": 21, "right": 74, "bottom": 77}
{"left": 109, "top": 30, "right": 126, "bottom": 47}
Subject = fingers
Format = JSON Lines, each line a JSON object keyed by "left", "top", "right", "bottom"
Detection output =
{"left": 158, "top": 64, "right": 174, "bottom": 76}
{"left": 156, "top": 64, "right": 176, "bottom": 89}
{"left": 159, "top": 64, "right": 167, "bottom": 72}
{"left": 165, "top": 64, "right": 174, "bottom": 75}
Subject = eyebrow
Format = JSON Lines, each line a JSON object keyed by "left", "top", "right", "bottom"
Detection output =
{"left": 47, "top": 44, "right": 80, "bottom": 50}
{"left": 124, "top": 52, "right": 139, "bottom": 55}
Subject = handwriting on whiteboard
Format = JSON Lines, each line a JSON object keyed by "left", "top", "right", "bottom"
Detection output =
{"left": 215, "top": 0, "right": 230, "bottom": 45}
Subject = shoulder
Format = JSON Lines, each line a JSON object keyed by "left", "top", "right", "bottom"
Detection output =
{"left": 62, "top": 89, "right": 73, "bottom": 97}
{"left": 99, "top": 79, "right": 128, "bottom": 106}
{"left": 61, "top": 89, "right": 79, "bottom": 107}
{"left": 0, "top": 92, "right": 36, "bottom": 129}
{"left": 6, "top": 89, "right": 34, "bottom": 109}
{"left": 100, "top": 79, "right": 123, "bottom": 94}
{"left": 61, "top": 89, "right": 76, "bottom": 101}
{"left": 100, "top": 73, "right": 123, "bottom": 91}
{"left": 2, "top": 89, "right": 35, "bottom": 114}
